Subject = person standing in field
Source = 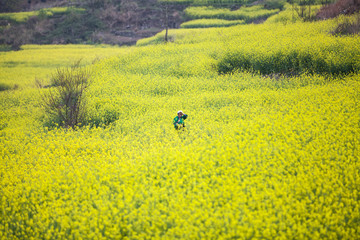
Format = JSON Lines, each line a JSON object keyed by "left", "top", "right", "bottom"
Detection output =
{"left": 173, "top": 110, "right": 188, "bottom": 130}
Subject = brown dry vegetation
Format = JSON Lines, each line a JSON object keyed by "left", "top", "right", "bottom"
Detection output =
{"left": 316, "top": 0, "right": 360, "bottom": 19}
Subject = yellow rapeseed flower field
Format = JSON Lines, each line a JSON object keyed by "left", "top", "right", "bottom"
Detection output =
{"left": 1, "top": 15, "right": 359, "bottom": 239}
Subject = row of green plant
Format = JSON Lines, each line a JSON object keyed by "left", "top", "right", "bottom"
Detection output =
{"left": 180, "top": 18, "right": 244, "bottom": 28}
{"left": 162, "top": 0, "right": 335, "bottom": 5}
{"left": 159, "top": 0, "right": 260, "bottom": 5}
{"left": 0, "top": 7, "right": 84, "bottom": 23}
{"left": 184, "top": 5, "right": 280, "bottom": 22}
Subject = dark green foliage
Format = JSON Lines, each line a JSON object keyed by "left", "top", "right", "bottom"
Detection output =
{"left": 264, "top": 0, "right": 286, "bottom": 10}
{"left": 0, "top": 44, "right": 12, "bottom": 51}
{"left": 87, "top": 108, "right": 120, "bottom": 128}
{"left": 44, "top": 9, "right": 103, "bottom": 44}
{"left": 0, "top": 7, "right": 102, "bottom": 47}
{"left": 0, "top": 83, "right": 13, "bottom": 91}
{"left": 217, "top": 50, "right": 358, "bottom": 76}
{"left": 0, "top": 0, "right": 26, "bottom": 13}
{"left": 199, "top": 0, "right": 257, "bottom": 6}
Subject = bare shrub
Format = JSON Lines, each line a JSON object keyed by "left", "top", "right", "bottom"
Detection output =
{"left": 38, "top": 62, "right": 92, "bottom": 129}
{"left": 317, "top": 0, "right": 360, "bottom": 19}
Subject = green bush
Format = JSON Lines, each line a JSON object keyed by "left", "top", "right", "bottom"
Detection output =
{"left": 87, "top": 106, "right": 121, "bottom": 128}
{"left": 217, "top": 49, "right": 359, "bottom": 75}
{"left": 180, "top": 18, "right": 244, "bottom": 28}
{"left": 45, "top": 8, "right": 103, "bottom": 44}
{"left": 0, "top": 0, "right": 25, "bottom": 13}
{"left": 0, "top": 44, "right": 12, "bottom": 52}
{"left": 0, "top": 83, "right": 13, "bottom": 91}
{"left": 264, "top": 0, "right": 286, "bottom": 10}
{"left": 184, "top": 5, "right": 280, "bottom": 22}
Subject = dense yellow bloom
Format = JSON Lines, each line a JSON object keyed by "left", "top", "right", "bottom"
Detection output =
{"left": 1, "top": 14, "right": 360, "bottom": 240}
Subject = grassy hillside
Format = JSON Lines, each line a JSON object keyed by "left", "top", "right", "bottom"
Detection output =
{"left": 1, "top": 11, "right": 360, "bottom": 240}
